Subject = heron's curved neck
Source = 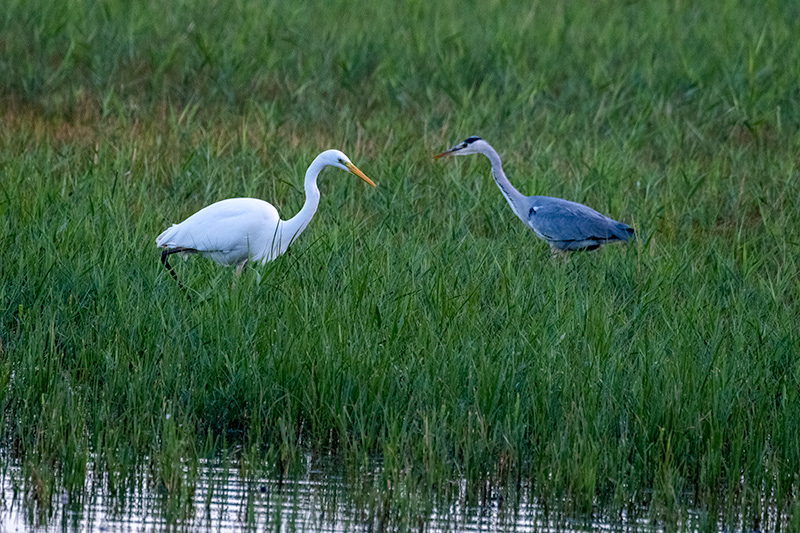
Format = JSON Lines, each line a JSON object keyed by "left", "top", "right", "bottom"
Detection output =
{"left": 480, "top": 144, "right": 527, "bottom": 221}
{"left": 277, "top": 157, "right": 324, "bottom": 255}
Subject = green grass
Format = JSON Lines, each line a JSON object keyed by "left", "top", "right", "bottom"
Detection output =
{"left": 2, "top": 0, "right": 800, "bottom": 528}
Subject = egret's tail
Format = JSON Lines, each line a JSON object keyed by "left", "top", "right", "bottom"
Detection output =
{"left": 156, "top": 225, "right": 179, "bottom": 248}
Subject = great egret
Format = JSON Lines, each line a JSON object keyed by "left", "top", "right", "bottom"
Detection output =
{"left": 435, "top": 137, "right": 634, "bottom": 252}
{"left": 156, "top": 149, "right": 375, "bottom": 287}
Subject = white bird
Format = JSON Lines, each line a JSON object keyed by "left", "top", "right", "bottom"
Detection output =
{"left": 156, "top": 149, "right": 375, "bottom": 288}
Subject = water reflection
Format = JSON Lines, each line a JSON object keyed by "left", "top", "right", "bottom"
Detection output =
{"left": 0, "top": 458, "right": 755, "bottom": 532}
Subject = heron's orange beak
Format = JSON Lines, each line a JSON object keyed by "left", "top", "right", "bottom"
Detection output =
{"left": 344, "top": 161, "right": 376, "bottom": 187}
{"left": 433, "top": 149, "right": 454, "bottom": 159}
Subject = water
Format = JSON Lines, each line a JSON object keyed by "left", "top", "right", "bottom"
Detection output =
{"left": 0, "top": 459, "right": 766, "bottom": 532}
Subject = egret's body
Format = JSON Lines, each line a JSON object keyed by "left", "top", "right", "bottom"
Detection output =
{"left": 435, "top": 137, "right": 634, "bottom": 252}
{"left": 157, "top": 198, "right": 287, "bottom": 265}
{"left": 156, "top": 149, "right": 375, "bottom": 286}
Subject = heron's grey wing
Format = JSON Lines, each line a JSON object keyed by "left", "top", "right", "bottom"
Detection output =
{"left": 525, "top": 196, "right": 633, "bottom": 248}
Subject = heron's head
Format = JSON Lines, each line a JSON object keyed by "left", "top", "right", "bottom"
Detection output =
{"left": 319, "top": 149, "right": 376, "bottom": 187}
{"left": 434, "top": 136, "right": 487, "bottom": 158}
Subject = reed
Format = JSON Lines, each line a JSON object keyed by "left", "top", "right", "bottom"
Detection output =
{"left": 2, "top": 0, "right": 799, "bottom": 528}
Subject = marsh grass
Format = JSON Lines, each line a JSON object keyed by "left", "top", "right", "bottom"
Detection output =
{"left": 2, "top": 0, "right": 800, "bottom": 528}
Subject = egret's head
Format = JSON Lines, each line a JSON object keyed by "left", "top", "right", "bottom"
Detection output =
{"left": 434, "top": 136, "right": 486, "bottom": 158}
{"left": 320, "top": 149, "right": 376, "bottom": 187}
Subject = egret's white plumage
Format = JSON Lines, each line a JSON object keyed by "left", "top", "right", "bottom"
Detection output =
{"left": 156, "top": 149, "right": 375, "bottom": 284}
{"left": 156, "top": 198, "right": 285, "bottom": 265}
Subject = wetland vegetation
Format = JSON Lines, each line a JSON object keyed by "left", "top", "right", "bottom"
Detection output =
{"left": 1, "top": 0, "right": 800, "bottom": 529}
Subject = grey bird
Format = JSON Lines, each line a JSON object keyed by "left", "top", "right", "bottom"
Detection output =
{"left": 435, "top": 136, "right": 635, "bottom": 252}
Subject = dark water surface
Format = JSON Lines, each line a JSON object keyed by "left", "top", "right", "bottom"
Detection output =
{"left": 0, "top": 458, "right": 772, "bottom": 532}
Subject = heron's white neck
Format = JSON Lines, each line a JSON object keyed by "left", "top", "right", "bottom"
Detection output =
{"left": 477, "top": 143, "right": 527, "bottom": 222}
{"left": 275, "top": 155, "right": 325, "bottom": 257}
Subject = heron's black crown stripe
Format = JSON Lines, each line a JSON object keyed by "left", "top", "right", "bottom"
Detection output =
{"left": 464, "top": 136, "right": 481, "bottom": 144}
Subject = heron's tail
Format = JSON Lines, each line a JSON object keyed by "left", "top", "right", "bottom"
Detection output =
{"left": 617, "top": 223, "right": 636, "bottom": 242}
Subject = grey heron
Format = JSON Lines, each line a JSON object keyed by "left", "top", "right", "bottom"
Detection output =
{"left": 435, "top": 137, "right": 634, "bottom": 252}
{"left": 157, "top": 149, "right": 375, "bottom": 288}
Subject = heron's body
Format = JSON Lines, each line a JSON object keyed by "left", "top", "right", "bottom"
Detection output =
{"left": 156, "top": 149, "right": 375, "bottom": 288}
{"left": 435, "top": 137, "right": 634, "bottom": 252}
{"left": 515, "top": 195, "right": 634, "bottom": 251}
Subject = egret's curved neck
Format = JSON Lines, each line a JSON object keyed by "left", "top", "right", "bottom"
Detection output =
{"left": 276, "top": 156, "right": 325, "bottom": 255}
{"left": 479, "top": 144, "right": 527, "bottom": 221}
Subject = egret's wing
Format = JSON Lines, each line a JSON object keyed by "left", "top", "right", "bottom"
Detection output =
{"left": 525, "top": 196, "right": 633, "bottom": 244}
{"left": 156, "top": 198, "right": 280, "bottom": 260}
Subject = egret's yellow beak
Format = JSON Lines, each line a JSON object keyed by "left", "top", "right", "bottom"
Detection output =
{"left": 345, "top": 161, "right": 376, "bottom": 187}
{"left": 433, "top": 149, "right": 454, "bottom": 159}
